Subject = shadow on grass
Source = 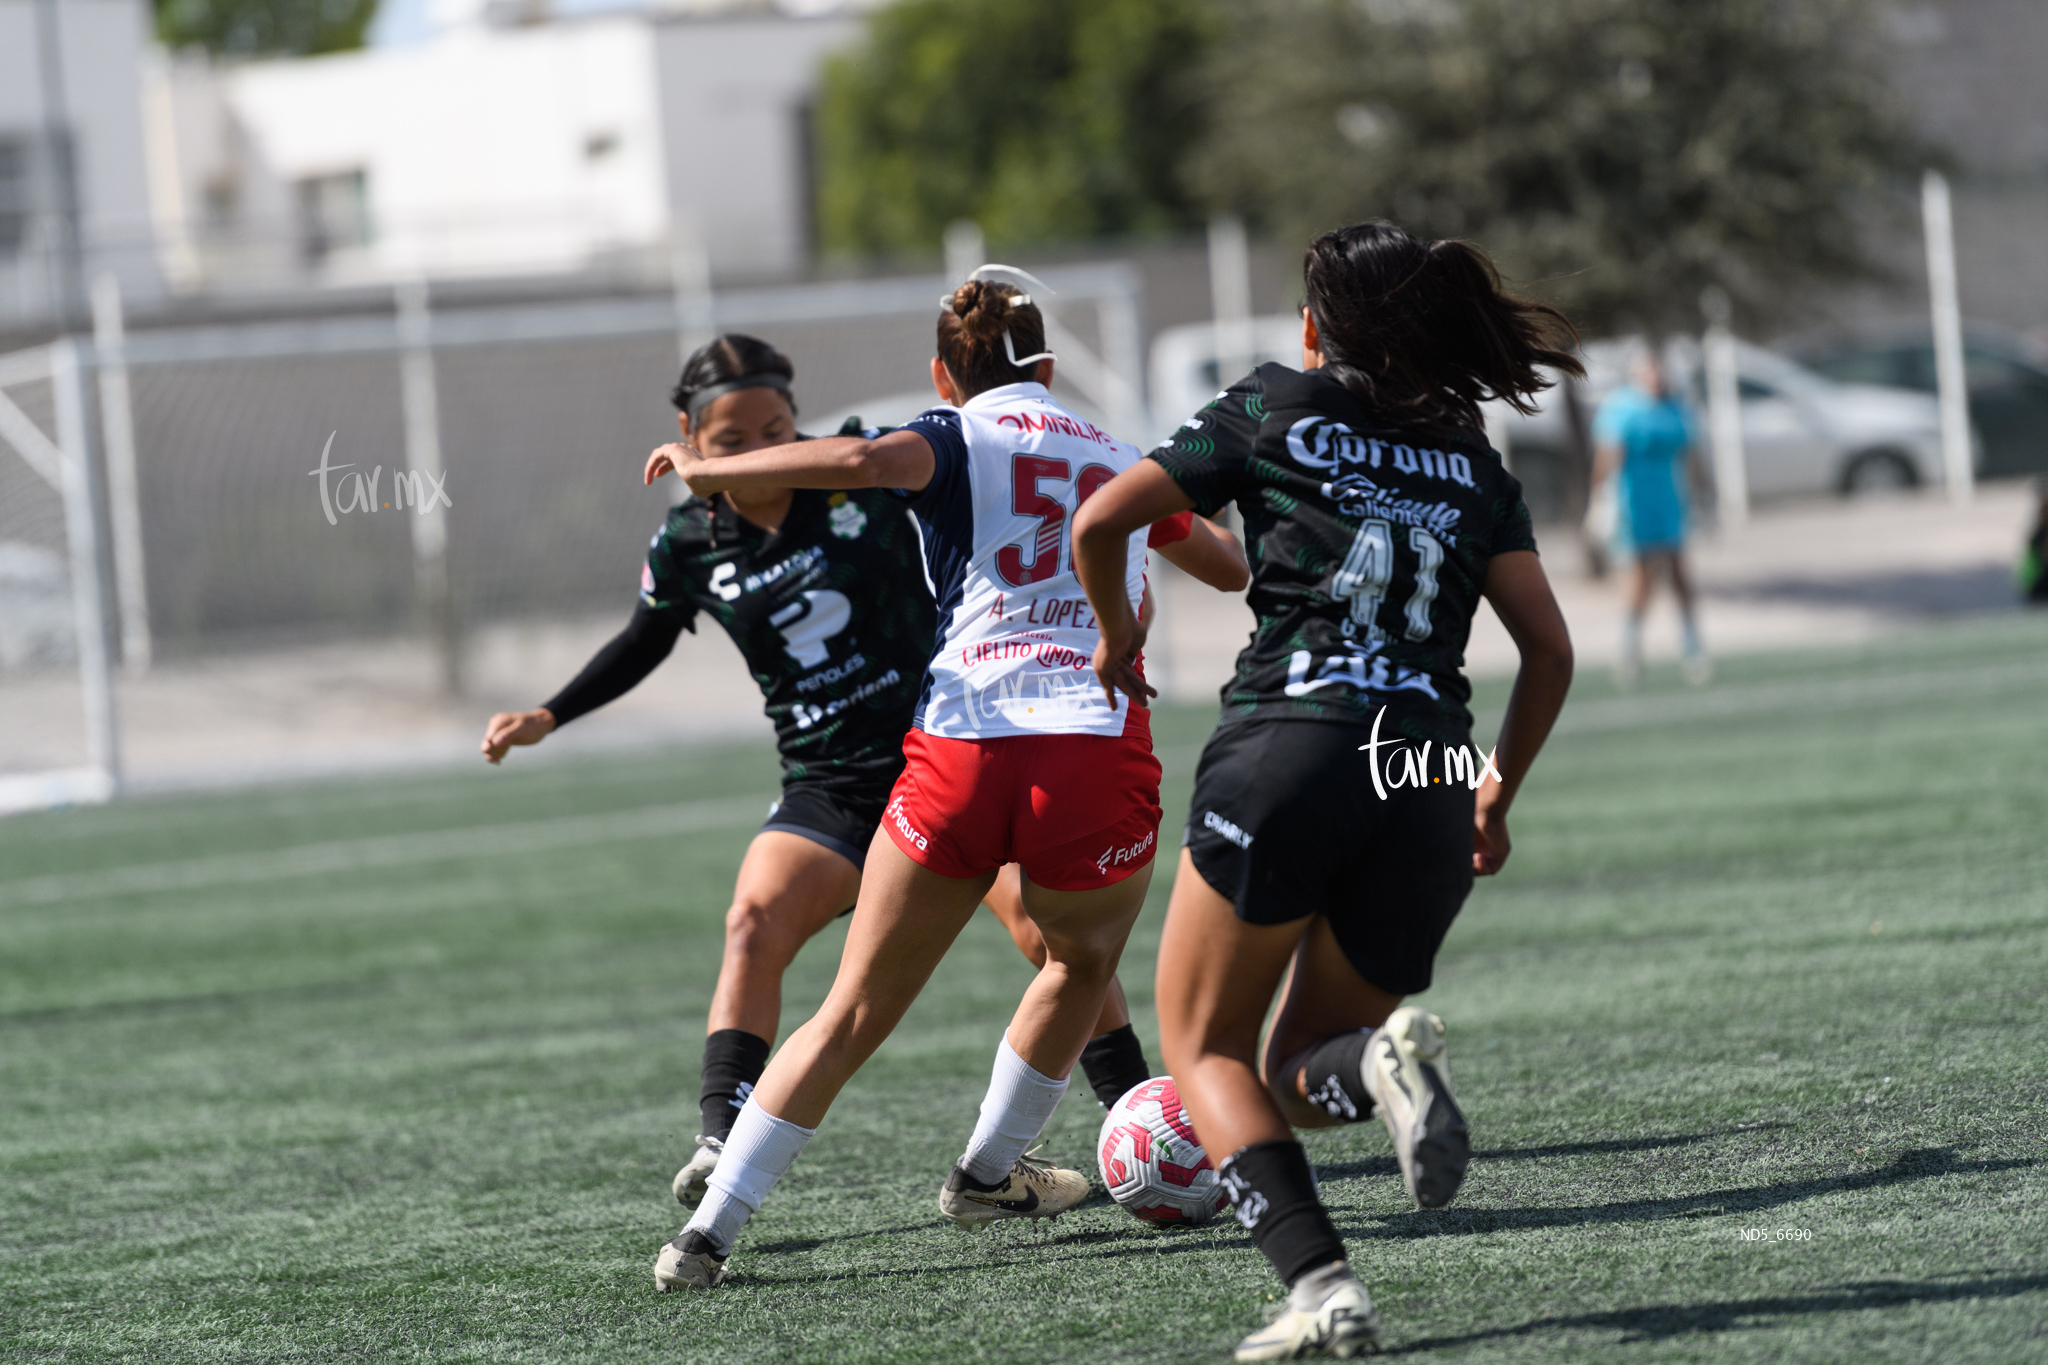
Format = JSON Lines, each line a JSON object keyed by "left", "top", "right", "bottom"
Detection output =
{"left": 1350, "top": 1147, "right": 2036, "bottom": 1240}
{"left": 1314, "top": 1125, "right": 1792, "bottom": 1185}
{"left": 1380, "top": 1271, "right": 2048, "bottom": 1353}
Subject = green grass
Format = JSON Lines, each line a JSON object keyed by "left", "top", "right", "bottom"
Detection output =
{"left": 3, "top": 617, "right": 2045, "bottom": 1363}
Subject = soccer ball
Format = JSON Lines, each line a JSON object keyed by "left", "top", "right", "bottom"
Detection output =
{"left": 1097, "top": 1077, "right": 1231, "bottom": 1227}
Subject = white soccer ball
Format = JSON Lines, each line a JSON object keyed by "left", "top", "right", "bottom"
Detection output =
{"left": 1096, "top": 1077, "right": 1231, "bottom": 1227}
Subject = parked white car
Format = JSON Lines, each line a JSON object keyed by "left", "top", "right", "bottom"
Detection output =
{"left": 1145, "top": 319, "right": 1956, "bottom": 520}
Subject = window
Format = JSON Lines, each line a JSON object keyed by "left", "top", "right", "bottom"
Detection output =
{"left": 1737, "top": 376, "right": 1778, "bottom": 401}
{"left": 295, "top": 169, "right": 371, "bottom": 265}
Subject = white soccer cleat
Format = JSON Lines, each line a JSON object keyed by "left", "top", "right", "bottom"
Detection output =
{"left": 671, "top": 1135, "right": 723, "bottom": 1207}
{"left": 653, "top": 1230, "right": 728, "bottom": 1290}
{"left": 1234, "top": 1265, "right": 1382, "bottom": 1360}
{"left": 1364, "top": 1007, "right": 1470, "bottom": 1210}
{"left": 937, "top": 1149, "right": 1091, "bottom": 1229}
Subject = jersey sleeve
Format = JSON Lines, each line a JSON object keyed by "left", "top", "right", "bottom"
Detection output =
{"left": 638, "top": 523, "right": 700, "bottom": 633}
{"left": 1590, "top": 392, "right": 1631, "bottom": 448}
{"left": 1146, "top": 371, "right": 1265, "bottom": 518}
{"left": 892, "top": 408, "right": 970, "bottom": 513}
{"left": 1489, "top": 471, "right": 1539, "bottom": 556}
{"left": 1146, "top": 509, "right": 1194, "bottom": 548}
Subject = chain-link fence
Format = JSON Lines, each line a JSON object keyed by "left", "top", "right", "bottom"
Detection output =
{"left": 0, "top": 264, "right": 1149, "bottom": 804}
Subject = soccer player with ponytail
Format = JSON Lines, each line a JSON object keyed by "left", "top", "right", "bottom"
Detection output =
{"left": 1074, "top": 222, "right": 1578, "bottom": 1359}
{"left": 482, "top": 334, "right": 1238, "bottom": 1223}
{"left": 648, "top": 270, "right": 1238, "bottom": 1290}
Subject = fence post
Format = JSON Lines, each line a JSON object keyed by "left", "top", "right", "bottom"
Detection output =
{"left": 92, "top": 273, "right": 151, "bottom": 671}
{"left": 1921, "top": 170, "right": 1973, "bottom": 505}
{"left": 396, "top": 278, "right": 461, "bottom": 694}
{"left": 672, "top": 215, "right": 715, "bottom": 369}
{"left": 1700, "top": 286, "right": 1748, "bottom": 530}
{"left": 52, "top": 337, "right": 120, "bottom": 795}
{"left": 943, "top": 219, "right": 984, "bottom": 287}
{"left": 1207, "top": 214, "right": 1255, "bottom": 387}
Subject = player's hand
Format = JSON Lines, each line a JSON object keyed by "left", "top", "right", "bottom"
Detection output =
{"left": 481, "top": 708, "right": 556, "bottom": 764}
{"left": 1092, "top": 621, "right": 1157, "bottom": 711}
{"left": 644, "top": 442, "right": 701, "bottom": 487}
{"left": 1473, "top": 797, "right": 1511, "bottom": 875}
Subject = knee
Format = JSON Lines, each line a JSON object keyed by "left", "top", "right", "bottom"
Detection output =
{"left": 723, "top": 897, "right": 801, "bottom": 967}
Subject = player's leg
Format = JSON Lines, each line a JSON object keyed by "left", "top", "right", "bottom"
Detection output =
{"left": 1619, "top": 552, "right": 1654, "bottom": 687}
{"left": 938, "top": 863, "right": 1152, "bottom": 1227}
{"left": 1260, "top": 763, "right": 1477, "bottom": 1214}
{"left": 1664, "top": 549, "right": 1710, "bottom": 682}
{"left": 1156, "top": 850, "right": 1381, "bottom": 1361}
{"left": 983, "top": 862, "right": 1151, "bottom": 1107}
{"left": 672, "top": 828, "right": 859, "bottom": 1207}
{"left": 657, "top": 838, "right": 993, "bottom": 1287}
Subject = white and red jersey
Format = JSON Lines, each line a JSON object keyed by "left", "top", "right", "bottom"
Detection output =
{"left": 896, "top": 382, "right": 1151, "bottom": 739}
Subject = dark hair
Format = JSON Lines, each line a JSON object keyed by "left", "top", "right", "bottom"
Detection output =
{"left": 936, "top": 281, "right": 1047, "bottom": 400}
{"left": 670, "top": 333, "right": 797, "bottom": 419}
{"left": 1303, "top": 221, "right": 1583, "bottom": 434}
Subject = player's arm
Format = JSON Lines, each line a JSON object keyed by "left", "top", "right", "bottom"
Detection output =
{"left": 481, "top": 602, "right": 686, "bottom": 763}
{"left": 1472, "top": 550, "right": 1573, "bottom": 874}
{"left": 1154, "top": 513, "right": 1249, "bottom": 591}
{"left": 1073, "top": 460, "right": 1197, "bottom": 709}
{"left": 648, "top": 428, "right": 936, "bottom": 496}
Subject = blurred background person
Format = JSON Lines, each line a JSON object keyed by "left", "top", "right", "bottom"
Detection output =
{"left": 1591, "top": 345, "right": 1711, "bottom": 688}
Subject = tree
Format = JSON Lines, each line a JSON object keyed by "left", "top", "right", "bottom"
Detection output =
{"left": 1190, "top": 0, "right": 1932, "bottom": 334}
{"left": 154, "top": 0, "right": 378, "bottom": 57}
{"left": 814, "top": 0, "right": 1214, "bottom": 256}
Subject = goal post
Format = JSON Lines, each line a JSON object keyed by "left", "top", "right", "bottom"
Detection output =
{"left": 0, "top": 338, "right": 120, "bottom": 813}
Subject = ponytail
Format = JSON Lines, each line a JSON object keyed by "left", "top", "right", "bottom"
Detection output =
{"left": 936, "top": 280, "right": 1050, "bottom": 401}
{"left": 1303, "top": 221, "right": 1582, "bottom": 433}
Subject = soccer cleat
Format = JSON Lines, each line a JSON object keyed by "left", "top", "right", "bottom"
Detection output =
{"left": 653, "top": 1229, "right": 728, "bottom": 1291}
{"left": 937, "top": 1149, "right": 1090, "bottom": 1228}
{"left": 1234, "top": 1265, "right": 1381, "bottom": 1360}
{"left": 1682, "top": 652, "right": 1713, "bottom": 687}
{"left": 1364, "top": 1007, "right": 1469, "bottom": 1209}
{"left": 671, "top": 1135, "right": 723, "bottom": 1207}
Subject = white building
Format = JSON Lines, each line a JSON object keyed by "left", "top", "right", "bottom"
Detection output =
{"left": 146, "top": 2, "right": 873, "bottom": 293}
{"left": 0, "top": 0, "right": 162, "bottom": 331}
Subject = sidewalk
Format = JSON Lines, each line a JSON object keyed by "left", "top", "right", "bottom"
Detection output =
{"left": 3, "top": 482, "right": 2037, "bottom": 799}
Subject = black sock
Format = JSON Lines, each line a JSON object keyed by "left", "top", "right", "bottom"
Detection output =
{"left": 697, "top": 1029, "right": 770, "bottom": 1144}
{"left": 1079, "top": 1024, "right": 1152, "bottom": 1108}
{"left": 1218, "top": 1140, "right": 1348, "bottom": 1288}
{"left": 1297, "top": 1028, "right": 1375, "bottom": 1123}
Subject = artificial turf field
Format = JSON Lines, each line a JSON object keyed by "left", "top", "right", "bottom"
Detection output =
{"left": 3, "top": 616, "right": 2045, "bottom": 1364}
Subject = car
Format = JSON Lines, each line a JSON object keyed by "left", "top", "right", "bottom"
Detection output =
{"left": 1145, "top": 321, "right": 1954, "bottom": 522}
{"left": 1796, "top": 332, "right": 2048, "bottom": 479}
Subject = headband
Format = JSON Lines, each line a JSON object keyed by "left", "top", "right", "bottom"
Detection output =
{"left": 685, "top": 372, "right": 792, "bottom": 424}
{"left": 941, "top": 263, "right": 1058, "bottom": 368}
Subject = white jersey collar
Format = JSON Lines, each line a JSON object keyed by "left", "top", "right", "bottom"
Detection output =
{"left": 959, "top": 381, "right": 1052, "bottom": 410}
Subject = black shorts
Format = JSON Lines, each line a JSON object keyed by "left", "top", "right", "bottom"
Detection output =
{"left": 761, "top": 780, "right": 891, "bottom": 874}
{"left": 1183, "top": 717, "right": 1476, "bottom": 996}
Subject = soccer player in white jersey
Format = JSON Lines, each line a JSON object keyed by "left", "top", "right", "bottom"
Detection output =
{"left": 645, "top": 271, "right": 1187, "bottom": 1289}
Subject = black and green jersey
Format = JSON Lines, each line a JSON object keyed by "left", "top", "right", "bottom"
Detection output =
{"left": 641, "top": 485, "right": 936, "bottom": 790}
{"left": 1149, "top": 364, "right": 1536, "bottom": 739}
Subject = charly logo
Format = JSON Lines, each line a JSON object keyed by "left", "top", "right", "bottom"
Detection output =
{"left": 1357, "top": 705, "right": 1502, "bottom": 802}
{"left": 309, "top": 431, "right": 450, "bottom": 526}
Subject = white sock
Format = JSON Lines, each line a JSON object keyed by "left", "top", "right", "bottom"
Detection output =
{"left": 1680, "top": 615, "right": 1703, "bottom": 658}
{"left": 1620, "top": 613, "right": 1643, "bottom": 663}
{"left": 959, "top": 1037, "right": 1070, "bottom": 1184}
{"left": 683, "top": 1097, "right": 816, "bottom": 1254}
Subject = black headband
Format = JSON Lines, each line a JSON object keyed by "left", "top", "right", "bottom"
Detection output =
{"left": 685, "top": 372, "right": 792, "bottom": 424}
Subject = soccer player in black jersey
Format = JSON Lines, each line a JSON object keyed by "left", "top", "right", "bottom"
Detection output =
{"left": 481, "top": 334, "right": 1246, "bottom": 1212}
{"left": 1075, "top": 223, "right": 1578, "bottom": 1360}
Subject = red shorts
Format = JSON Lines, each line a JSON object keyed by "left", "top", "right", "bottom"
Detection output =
{"left": 883, "top": 720, "right": 1163, "bottom": 892}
